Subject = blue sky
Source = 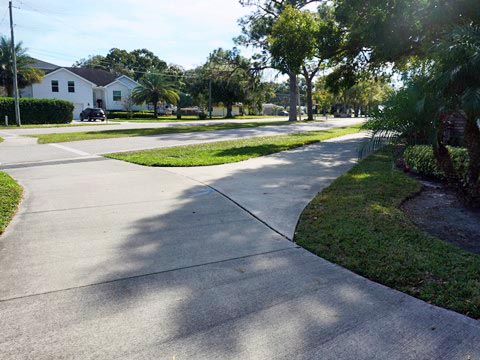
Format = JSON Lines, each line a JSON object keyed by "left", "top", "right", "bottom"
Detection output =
{"left": 0, "top": 0, "right": 254, "bottom": 69}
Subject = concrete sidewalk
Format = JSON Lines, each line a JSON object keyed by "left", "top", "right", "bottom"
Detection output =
{"left": 166, "top": 133, "right": 365, "bottom": 239}
{"left": 0, "top": 133, "right": 479, "bottom": 358}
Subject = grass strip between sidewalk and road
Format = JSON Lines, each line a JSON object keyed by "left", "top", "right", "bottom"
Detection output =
{"left": 105, "top": 125, "right": 362, "bottom": 167}
{"left": 114, "top": 115, "right": 280, "bottom": 122}
{"left": 31, "top": 121, "right": 291, "bottom": 144}
{"left": 294, "top": 148, "right": 480, "bottom": 319}
{"left": 0, "top": 122, "right": 115, "bottom": 130}
{"left": 0, "top": 172, "right": 22, "bottom": 235}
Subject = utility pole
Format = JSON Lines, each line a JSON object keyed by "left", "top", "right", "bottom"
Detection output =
{"left": 9, "top": 0, "right": 21, "bottom": 126}
{"left": 208, "top": 78, "right": 212, "bottom": 119}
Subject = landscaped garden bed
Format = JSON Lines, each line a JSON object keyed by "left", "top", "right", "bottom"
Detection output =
{"left": 294, "top": 148, "right": 480, "bottom": 319}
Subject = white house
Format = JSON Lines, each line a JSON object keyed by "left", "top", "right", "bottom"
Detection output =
{"left": 211, "top": 105, "right": 243, "bottom": 117}
{"left": 21, "top": 59, "right": 144, "bottom": 119}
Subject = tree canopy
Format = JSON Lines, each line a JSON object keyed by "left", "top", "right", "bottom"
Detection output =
{"left": 0, "top": 36, "right": 43, "bottom": 97}
{"left": 74, "top": 48, "right": 168, "bottom": 81}
{"left": 132, "top": 73, "right": 180, "bottom": 117}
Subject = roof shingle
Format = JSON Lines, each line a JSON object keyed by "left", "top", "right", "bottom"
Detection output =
{"left": 65, "top": 67, "right": 118, "bottom": 86}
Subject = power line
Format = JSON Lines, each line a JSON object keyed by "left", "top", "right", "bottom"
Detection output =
{"left": 27, "top": 47, "right": 260, "bottom": 80}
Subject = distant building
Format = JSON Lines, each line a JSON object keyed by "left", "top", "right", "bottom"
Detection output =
{"left": 20, "top": 58, "right": 145, "bottom": 119}
{"left": 211, "top": 104, "right": 242, "bottom": 117}
{"left": 262, "top": 103, "right": 283, "bottom": 116}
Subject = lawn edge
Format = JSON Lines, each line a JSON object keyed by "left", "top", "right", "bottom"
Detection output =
{"left": 294, "top": 148, "right": 480, "bottom": 319}
{"left": 0, "top": 171, "right": 23, "bottom": 235}
{"left": 104, "top": 126, "right": 363, "bottom": 167}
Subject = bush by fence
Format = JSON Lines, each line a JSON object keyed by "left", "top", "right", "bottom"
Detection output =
{"left": 0, "top": 98, "right": 73, "bottom": 124}
{"left": 404, "top": 145, "right": 469, "bottom": 182}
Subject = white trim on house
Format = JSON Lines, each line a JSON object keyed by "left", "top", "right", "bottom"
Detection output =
{"left": 27, "top": 66, "right": 146, "bottom": 118}
{"left": 42, "top": 68, "right": 97, "bottom": 87}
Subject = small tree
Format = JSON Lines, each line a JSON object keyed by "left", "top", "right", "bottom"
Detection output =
{"left": 0, "top": 36, "right": 43, "bottom": 96}
{"left": 268, "top": 6, "right": 319, "bottom": 121}
{"left": 121, "top": 92, "right": 135, "bottom": 119}
{"left": 132, "top": 73, "right": 180, "bottom": 118}
{"left": 431, "top": 24, "right": 480, "bottom": 206}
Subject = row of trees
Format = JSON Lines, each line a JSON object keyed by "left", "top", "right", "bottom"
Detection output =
{"left": 76, "top": 47, "right": 273, "bottom": 118}
{"left": 236, "top": 0, "right": 479, "bottom": 204}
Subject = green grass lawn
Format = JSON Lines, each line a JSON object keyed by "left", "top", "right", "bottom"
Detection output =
{"left": 31, "top": 121, "right": 292, "bottom": 144}
{"left": 113, "top": 115, "right": 281, "bottom": 122}
{"left": 105, "top": 125, "right": 362, "bottom": 167}
{"left": 295, "top": 148, "right": 480, "bottom": 319}
{"left": 0, "top": 137, "right": 3, "bottom": 143}
{"left": 0, "top": 172, "right": 22, "bottom": 235}
{"left": 0, "top": 122, "right": 115, "bottom": 129}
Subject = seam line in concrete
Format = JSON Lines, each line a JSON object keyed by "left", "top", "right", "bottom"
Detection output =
{"left": 159, "top": 168, "right": 293, "bottom": 241}
{"left": 0, "top": 156, "right": 105, "bottom": 170}
{"left": 49, "top": 143, "right": 91, "bottom": 156}
{"left": 0, "top": 247, "right": 297, "bottom": 303}
{"left": 0, "top": 130, "right": 19, "bottom": 137}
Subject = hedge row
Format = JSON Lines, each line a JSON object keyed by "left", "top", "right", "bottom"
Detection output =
{"left": 0, "top": 98, "right": 74, "bottom": 124}
{"left": 106, "top": 111, "right": 154, "bottom": 119}
{"left": 404, "top": 145, "right": 469, "bottom": 182}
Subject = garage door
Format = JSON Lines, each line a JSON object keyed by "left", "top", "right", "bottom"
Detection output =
{"left": 73, "top": 103, "right": 84, "bottom": 120}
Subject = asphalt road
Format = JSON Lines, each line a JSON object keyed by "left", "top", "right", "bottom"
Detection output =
{"left": 0, "top": 125, "right": 479, "bottom": 359}
{"left": 0, "top": 117, "right": 289, "bottom": 136}
{"left": 0, "top": 118, "right": 363, "bottom": 165}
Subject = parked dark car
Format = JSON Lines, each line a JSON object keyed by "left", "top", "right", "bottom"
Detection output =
{"left": 278, "top": 110, "right": 289, "bottom": 116}
{"left": 80, "top": 108, "right": 106, "bottom": 121}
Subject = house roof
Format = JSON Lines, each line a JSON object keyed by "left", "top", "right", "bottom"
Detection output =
{"left": 27, "top": 57, "right": 60, "bottom": 72}
{"left": 29, "top": 58, "right": 139, "bottom": 88}
{"left": 64, "top": 67, "right": 118, "bottom": 87}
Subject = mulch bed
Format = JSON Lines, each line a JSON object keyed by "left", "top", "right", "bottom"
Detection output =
{"left": 402, "top": 178, "right": 480, "bottom": 255}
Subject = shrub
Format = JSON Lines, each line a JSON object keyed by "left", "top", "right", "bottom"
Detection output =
{"left": 106, "top": 111, "right": 154, "bottom": 119}
{"left": 0, "top": 97, "right": 73, "bottom": 124}
{"left": 198, "top": 111, "right": 207, "bottom": 120}
{"left": 404, "top": 145, "right": 470, "bottom": 182}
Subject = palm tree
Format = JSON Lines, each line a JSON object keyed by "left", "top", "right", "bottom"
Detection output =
{"left": 132, "top": 73, "right": 180, "bottom": 117}
{"left": 0, "top": 36, "right": 43, "bottom": 96}
{"left": 431, "top": 24, "right": 480, "bottom": 205}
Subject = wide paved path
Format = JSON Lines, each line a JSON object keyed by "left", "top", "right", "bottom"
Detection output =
{"left": 0, "top": 128, "right": 478, "bottom": 358}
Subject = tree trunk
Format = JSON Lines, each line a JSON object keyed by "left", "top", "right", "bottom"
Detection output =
{"left": 433, "top": 117, "right": 462, "bottom": 193}
{"left": 464, "top": 112, "right": 480, "bottom": 206}
{"left": 433, "top": 142, "right": 460, "bottom": 186}
{"left": 288, "top": 72, "right": 297, "bottom": 122}
{"left": 226, "top": 103, "right": 233, "bottom": 118}
{"left": 354, "top": 104, "right": 360, "bottom": 117}
{"left": 6, "top": 83, "right": 13, "bottom": 97}
{"left": 304, "top": 75, "right": 314, "bottom": 121}
{"left": 302, "top": 65, "right": 320, "bottom": 121}
{"left": 153, "top": 101, "right": 158, "bottom": 118}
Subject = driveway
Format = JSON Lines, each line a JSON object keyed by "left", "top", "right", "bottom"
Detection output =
{"left": 0, "top": 131, "right": 479, "bottom": 358}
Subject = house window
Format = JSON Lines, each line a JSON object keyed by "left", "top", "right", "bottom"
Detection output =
{"left": 113, "top": 90, "right": 122, "bottom": 101}
{"left": 51, "top": 80, "right": 59, "bottom": 92}
{"left": 68, "top": 81, "right": 75, "bottom": 93}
